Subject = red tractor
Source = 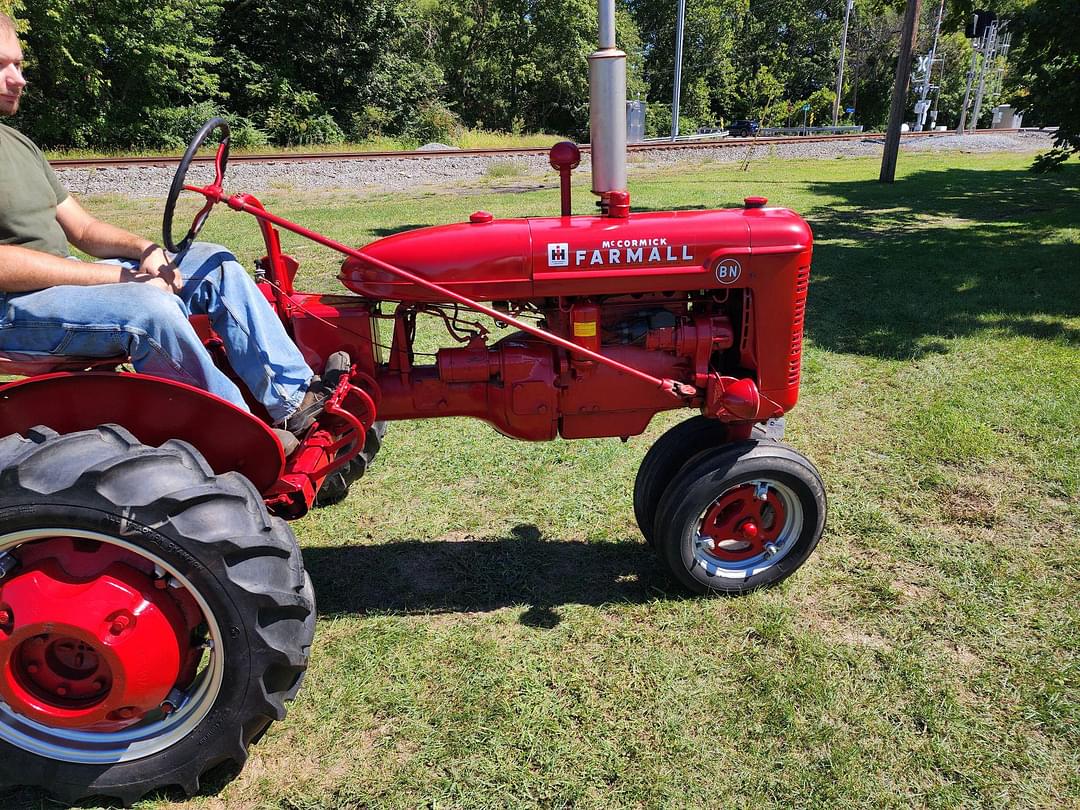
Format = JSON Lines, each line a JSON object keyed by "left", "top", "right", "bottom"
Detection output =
{"left": 0, "top": 2, "right": 824, "bottom": 803}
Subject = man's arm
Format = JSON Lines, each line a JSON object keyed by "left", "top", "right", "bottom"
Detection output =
{"left": 0, "top": 243, "right": 130, "bottom": 292}
{"left": 55, "top": 196, "right": 181, "bottom": 291}
{"left": 55, "top": 195, "right": 155, "bottom": 261}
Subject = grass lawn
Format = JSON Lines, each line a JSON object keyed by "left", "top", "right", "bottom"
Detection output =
{"left": 3, "top": 151, "right": 1078, "bottom": 809}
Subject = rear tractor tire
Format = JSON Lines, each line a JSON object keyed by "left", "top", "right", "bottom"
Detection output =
{"left": 652, "top": 439, "right": 825, "bottom": 595}
{"left": 0, "top": 425, "right": 315, "bottom": 805}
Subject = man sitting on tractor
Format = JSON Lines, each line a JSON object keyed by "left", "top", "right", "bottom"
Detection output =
{"left": 0, "top": 14, "right": 324, "bottom": 451}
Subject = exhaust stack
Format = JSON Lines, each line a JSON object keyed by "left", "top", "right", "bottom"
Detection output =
{"left": 589, "top": 0, "right": 628, "bottom": 205}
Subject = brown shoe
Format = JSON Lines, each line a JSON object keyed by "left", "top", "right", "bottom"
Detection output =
{"left": 275, "top": 352, "right": 351, "bottom": 438}
{"left": 277, "top": 379, "right": 329, "bottom": 437}
{"left": 272, "top": 428, "right": 300, "bottom": 457}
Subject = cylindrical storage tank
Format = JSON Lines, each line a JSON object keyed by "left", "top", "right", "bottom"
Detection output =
{"left": 626, "top": 101, "right": 645, "bottom": 143}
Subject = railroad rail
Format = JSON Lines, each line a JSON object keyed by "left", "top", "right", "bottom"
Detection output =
{"left": 51, "top": 128, "right": 1027, "bottom": 171}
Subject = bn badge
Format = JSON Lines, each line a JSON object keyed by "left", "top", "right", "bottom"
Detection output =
{"left": 715, "top": 258, "right": 742, "bottom": 284}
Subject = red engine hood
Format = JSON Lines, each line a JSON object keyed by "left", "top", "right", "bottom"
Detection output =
{"left": 341, "top": 207, "right": 811, "bottom": 302}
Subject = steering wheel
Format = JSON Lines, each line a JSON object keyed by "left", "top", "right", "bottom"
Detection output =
{"left": 163, "top": 117, "right": 231, "bottom": 254}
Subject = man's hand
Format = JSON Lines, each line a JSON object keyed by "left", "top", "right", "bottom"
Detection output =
{"left": 138, "top": 245, "right": 183, "bottom": 294}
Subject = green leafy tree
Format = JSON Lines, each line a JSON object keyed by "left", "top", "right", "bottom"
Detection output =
{"left": 215, "top": 0, "right": 443, "bottom": 143}
{"left": 427, "top": 0, "right": 643, "bottom": 138}
{"left": 13, "top": 0, "right": 223, "bottom": 148}
{"left": 629, "top": 0, "right": 740, "bottom": 120}
{"left": 1008, "top": 0, "right": 1079, "bottom": 167}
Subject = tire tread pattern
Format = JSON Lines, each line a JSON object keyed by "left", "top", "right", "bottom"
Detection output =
{"left": 0, "top": 425, "right": 315, "bottom": 806}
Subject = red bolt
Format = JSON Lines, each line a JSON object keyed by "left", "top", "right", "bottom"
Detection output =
{"left": 55, "top": 685, "right": 68, "bottom": 697}
{"left": 739, "top": 520, "right": 760, "bottom": 540}
{"left": 93, "top": 679, "right": 106, "bottom": 692}
{"left": 0, "top": 609, "right": 10, "bottom": 624}
{"left": 109, "top": 614, "right": 131, "bottom": 635}
{"left": 26, "top": 663, "right": 39, "bottom": 675}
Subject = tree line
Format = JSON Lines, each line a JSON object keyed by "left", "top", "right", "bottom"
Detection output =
{"left": 0, "top": 0, "right": 1070, "bottom": 153}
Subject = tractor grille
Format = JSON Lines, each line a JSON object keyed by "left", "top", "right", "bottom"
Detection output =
{"left": 739, "top": 289, "right": 754, "bottom": 365}
{"left": 788, "top": 265, "right": 810, "bottom": 386}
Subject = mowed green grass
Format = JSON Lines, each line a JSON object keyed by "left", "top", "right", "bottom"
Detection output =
{"left": 5, "top": 151, "right": 1079, "bottom": 809}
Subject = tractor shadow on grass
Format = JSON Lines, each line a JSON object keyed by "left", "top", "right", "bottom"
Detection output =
{"left": 302, "top": 524, "right": 686, "bottom": 626}
{"left": 802, "top": 163, "right": 1080, "bottom": 360}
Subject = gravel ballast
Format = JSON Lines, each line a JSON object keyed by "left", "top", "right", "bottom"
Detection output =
{"left": 56, "top": 130, "right": 1056, "bottom": 199}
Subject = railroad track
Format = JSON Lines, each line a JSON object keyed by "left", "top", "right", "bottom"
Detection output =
{"left": 51, "top": 128, "right": 1026, "bottom": 171}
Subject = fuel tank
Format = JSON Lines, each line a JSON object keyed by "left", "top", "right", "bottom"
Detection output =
{"left": 340, "top": 206, "right": 812, "bottom": 302}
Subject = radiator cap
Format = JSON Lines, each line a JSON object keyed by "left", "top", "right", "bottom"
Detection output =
{"left": 469, "top": 211, "right": 494, "bottom": 224}
{"left": 744, "top": 196, "right": 768, "bottom": 208}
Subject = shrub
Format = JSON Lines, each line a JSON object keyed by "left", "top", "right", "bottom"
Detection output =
{"left": 644, "top": 103, "right": 698, "bottom": 139}
{"left": 407, "top": 103, "right": 462, "bottom": 145}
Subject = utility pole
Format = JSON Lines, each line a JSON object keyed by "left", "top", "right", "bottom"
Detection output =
{"left": 971, "top": 20, "right": 1003, "bottom": 130}
{"left": 956, "top": 39, "right": 981, "bottom": 132}
{"left": 914, "top": 0, "right": 945, "bottom": 131}
{"left": 831, "top": 0, "right": 855, "bottom": 127}
{"left": 671, "top": 0, "right": 686, "bottom": 140}
{"left": 929, "top": 49, "right": 946, "bottom": 129}
{"left": 879, "top": 0, "right": 922, "bottom": 183}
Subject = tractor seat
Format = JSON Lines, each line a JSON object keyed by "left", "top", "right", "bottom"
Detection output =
{"left": 0, "top": 316, "right": 214, "bottom": 379}
{"left": 0, "top": 352, "right": 126, "bottom": 378}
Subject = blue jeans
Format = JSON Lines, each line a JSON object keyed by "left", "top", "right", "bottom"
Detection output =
{"left": 0, "top": 242, "right": 313, "bottom": 422}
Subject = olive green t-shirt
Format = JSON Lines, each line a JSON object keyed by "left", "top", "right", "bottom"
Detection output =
{"left": 0, "top": 123, "right": 70, "bottom": 258}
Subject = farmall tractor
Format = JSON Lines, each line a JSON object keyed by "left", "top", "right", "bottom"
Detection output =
{"left": 0, "top": 2, "right": 824, "bottom": 803}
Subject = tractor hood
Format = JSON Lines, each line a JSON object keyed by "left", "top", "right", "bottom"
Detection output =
{"left": 340, "top": 206, "right": 810, "bottom": 303}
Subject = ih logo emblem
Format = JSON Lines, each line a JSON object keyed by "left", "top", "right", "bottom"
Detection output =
{"left": 547, "top": 243, "right": 569, "bottom": 267}
{"left": 715, "top": 258, "right": 742, "bottom": 284}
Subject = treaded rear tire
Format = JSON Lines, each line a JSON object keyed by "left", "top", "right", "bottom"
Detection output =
{"left": 0, "top": 425, "right": 315, "bottom": 806}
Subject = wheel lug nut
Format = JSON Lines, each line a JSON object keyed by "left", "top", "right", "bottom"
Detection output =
{"left": 764, "top": 543, "right": 779, "bottom": 558}
{"left": 109, "top": 614, "right": 131, "bottom": 635}
{"left": 56, "top": 684, "right": 68, "bottom": 696}
{"left": 0, "top": 609, "right": 11, "bottom": 624}
{"left": 26, "top": 663, "right": 39, "bottom": 674}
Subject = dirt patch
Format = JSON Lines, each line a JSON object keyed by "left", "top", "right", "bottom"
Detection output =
{"left": 944, "top": 479, "right": 1003, "bottom": 527}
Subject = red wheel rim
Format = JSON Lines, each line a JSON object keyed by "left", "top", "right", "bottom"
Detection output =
{"left": 0, "top": 530, "right": 224, "bottom": 763}
{"left": 689, "top": 477, "right": 807, "bottom": 582}
{"left": 0, "top": 538, "right": 202, "bottom": 731}
{"left": 699, "top": 483, "right": 786, "bottom": 562}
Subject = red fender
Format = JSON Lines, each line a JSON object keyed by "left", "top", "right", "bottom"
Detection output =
{"left": 0, "top": 372, "right": 284, "bottom": 493}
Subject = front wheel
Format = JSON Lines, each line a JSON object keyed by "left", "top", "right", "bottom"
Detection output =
{"left": 0, "top": 425, "right": 315, "bottom": 805}
{"left": 653, "top": 440, "right": 826, "bottom": 594}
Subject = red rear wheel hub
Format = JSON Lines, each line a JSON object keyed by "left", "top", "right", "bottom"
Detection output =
{"left": 0, "top": 539, "right": 201, "bottom": 731}
{"left": 700, "top": 483, "right": 786, "bottom": 562}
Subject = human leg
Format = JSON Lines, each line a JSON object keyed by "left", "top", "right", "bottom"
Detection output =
{"left": 172, "top": 243, "right": 314, "bottom": 423}
{"left": 0, "top": 281, "right": 251, "bottom": 411}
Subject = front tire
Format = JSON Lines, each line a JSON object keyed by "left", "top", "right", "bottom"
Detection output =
{"left": 0, "top": 425, "right": 315, "bottom": 805}
{"left": 653, "top": 440, "right": 826, "bottom": 594}
{"left": 314, "top": 420, "right": 387, "bottom": 507}
{"left": 633, "top": 417, "right": 766, "bottom": 547}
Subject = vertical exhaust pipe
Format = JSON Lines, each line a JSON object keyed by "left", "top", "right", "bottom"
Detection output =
{"left": 589, "top": 0, "right": 628, "bottom": 203}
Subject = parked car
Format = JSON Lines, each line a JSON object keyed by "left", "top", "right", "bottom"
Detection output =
{"left": 728, "top": 119, "right": 760, "bottom": 137}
